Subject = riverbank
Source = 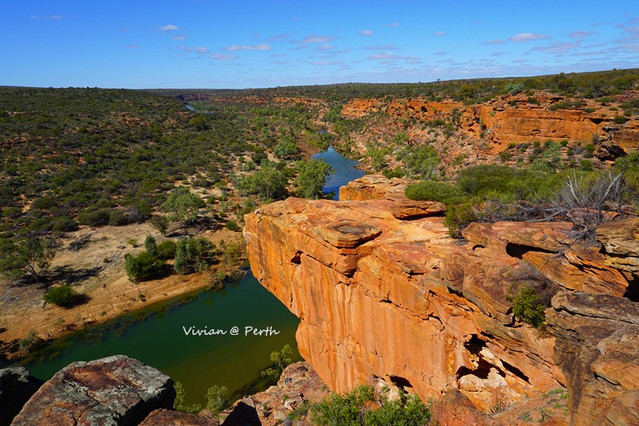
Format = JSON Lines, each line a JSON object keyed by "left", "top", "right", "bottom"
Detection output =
{"left": 0, "top": 222, "right": 243, "bottom": 361}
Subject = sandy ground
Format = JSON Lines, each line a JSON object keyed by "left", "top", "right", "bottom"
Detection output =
{"left": 0, "top": 223, "right": 241, "bottom": 357}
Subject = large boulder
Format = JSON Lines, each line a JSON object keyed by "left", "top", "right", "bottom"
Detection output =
{"left": 11, "top": 355, "right": 175, "bottom": 426}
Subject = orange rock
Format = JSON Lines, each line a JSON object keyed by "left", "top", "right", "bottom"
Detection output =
{"left": 244, "top": 176, "right": 636, "bottom": 418}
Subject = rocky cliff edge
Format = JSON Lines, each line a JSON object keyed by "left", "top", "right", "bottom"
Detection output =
{"left": 244, "top": 175, "right": 639, "bottom": 425}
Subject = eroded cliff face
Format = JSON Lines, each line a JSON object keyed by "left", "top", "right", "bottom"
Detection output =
{"left": 343, "top": 92, "right": 639, "bottom": 154}
{"left": 244, "top": 175, "right": 639, "bottom": 424}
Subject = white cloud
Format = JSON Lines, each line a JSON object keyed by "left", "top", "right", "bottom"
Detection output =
{"left": 310, "top": 60, "right": 344, "bottom": 66}
{"left": 224, "top": 43, "right": 271, "bottom": 51}
{"left": 361, "top": 44, "right": 398, "bottom": 51}
{"left": 366, "top": 52, "right": 420, "bottom": 63}
{"left": 387, "top": 22, "right": 399, "bottom": 28}
{"left": 266, "top": 33, "right": 289, "bottom": 42}
{"left": 568, "top": 31, "right": 592, "bottom": 39}
{"left": 485, "top": 39, "right": 505, "bottom": 45}
{"left": 125, "top": 44, "right": 140, "bottom": 49}
{"left": 29, "top": 14, "right": 63, "bottom": 20}
{"left": 297, "top": 35, "right": 336, "bottom": 44}
{"left": 177, "top": 45, "right": 210, "bottom": 55}
{"left": 171, "top": 34, "right": 186, "bottom": 41}
{"left": 532, "top": 42, "right": 581, "bottom": 54}
{"left": 158, "top": 24, "right": 179, "bottom": 31}
{"left": 508, "top": 32, "right": 551, "bottom": 42}
{"left": 360, "top": 30, "right": 374, "bottom": 36}
{"left": 211, "top": 53, "right": 237, "bottom": 61}
{"left": 433, "top": 31, "right": 447, "bottom": 37}
{"left": 317, "top": 44, "right": 336, "bottom": 51}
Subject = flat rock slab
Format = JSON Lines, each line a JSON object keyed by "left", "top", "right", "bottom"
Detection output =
{"left": 11, "top": 355, "right": 175, "bottom": 426}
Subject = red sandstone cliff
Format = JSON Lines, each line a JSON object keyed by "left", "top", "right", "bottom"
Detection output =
{"left": 244, "top": 175, "right": 639, "bottom": 425}
{"left": 342, "top": 92, "right": 639, "bottom": 156}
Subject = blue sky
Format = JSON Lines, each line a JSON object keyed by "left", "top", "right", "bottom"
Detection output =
{"left": 2, "top": 1, "right": 638, "bottom": 89}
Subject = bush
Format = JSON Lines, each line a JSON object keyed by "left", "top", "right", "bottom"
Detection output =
{"left": 294, "top": 159, "right": 333, "bottom": 199}
{"left": 144, "top": 235, "right": 157, "bottom": 257}
{"left": 512, "top": 286, "right": 546, "bottom": 328}
{"left": 310, "top": 385, "right": 432, "bottom": 426}
{"left": 225, "top": 221, "right": 241, "bottom": 232}
{"left": 31, "top": 197, "right": 57, "bottom": 210}
{"left": 445, "top": 202, "right": 476, "bottom": 238}
{"left": 150, "top": 215, "right": 170, "bottom": 236}
{"left": 52, "top": 216, "right": 79, "bottom": 232}
{"left": 108, "top": 209, "right": 128, "bottom": 226}
{"left": 77, "top": 208, "right": 111, "bottom": 227}
{"left": 613, "top": 115, "right": 629, "bottom": 124}
{"left": 174, "top": 238, "right": 215, "bottom": 274}
{"left": 124, "top": 251, "right": 165, "bottom": 282}
{"left": 405, "top": 180, "right": 463, "bottom": 204}
{"left": 365, "top": 394, "right": 432, "bottom": 425}
{"left": 156, "top": 240, "right": 176, "bottom": 260}
{"left": 457, "top": 164, "right": 544, "bottom": 201}
{"left": 43, "top": 285, "right": 84, "bottom": 308}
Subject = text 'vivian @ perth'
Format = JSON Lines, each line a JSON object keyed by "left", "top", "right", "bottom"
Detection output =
{"left": 182, "top": 325, "right": 281, "bottom": 336}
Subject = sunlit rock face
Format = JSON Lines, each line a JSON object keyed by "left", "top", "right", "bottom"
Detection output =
{"left": 244, "top": 175, "right": 639, "bottom": 421}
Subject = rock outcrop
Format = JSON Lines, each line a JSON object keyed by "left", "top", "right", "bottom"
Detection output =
{"left": 244, "top": 175, "right": 639, "bottom": 424}
{"left": 220, "top": 361, "right": 328, "bottom": 426}
{"left": 343, "top": 92, "right": 639, "bottom": 153}
{"left": 11, "top": 355, "right": 175, "bottom": 425}
{"left": 0, "top": 367, "right": 43, "bottom": 425}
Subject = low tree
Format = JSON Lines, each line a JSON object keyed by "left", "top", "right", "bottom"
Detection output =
{"left": 295, "top": 159, "right": 333, "bottom": 199}
{"left": 43, "top": 285, "right": 85, "bottom": 308}
{"left": 124, "top": 252, "right": 165, "bottom": 283}
{"left": 144, "top": 235, "right": 157, "bottom": 257}
{"left": 0, "top": 235, "right": 55, "bottom": 281}
{"left": 174, "top": 238, "right": 215, "bottom": 275}
{"left": 271, "top": 344, "right": 294, "bottom": 372}
{"left": 162, "top": 187, "right": 205, "bottom": 225}
{"left": 150, "top": 215, "right": 170, "bottom": 236}
{"left": 238, "top": 166, "right": 288, "bottom": 200}
{"left": 205, "top": 385, "right": 229, "bottom": 415}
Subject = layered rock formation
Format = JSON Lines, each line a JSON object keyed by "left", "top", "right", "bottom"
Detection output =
{"left": 343, "top": 92, "right": 639, "bottom": 153}
{"left": 11, "top": 355, "right": 175, "bottom": 425}
{"left": 244, "top": 175, "right": 639, "bottom": 424}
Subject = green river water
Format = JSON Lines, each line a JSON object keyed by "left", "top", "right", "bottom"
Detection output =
{"left": 21, "top": 274, "right": 299, "bottom": 405}
{"left": 12, "top": 145, "right": 361, "bottom": 406}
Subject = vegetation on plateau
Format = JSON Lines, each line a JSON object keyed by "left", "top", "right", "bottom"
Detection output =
{"left": 309, "top": 385, "right": 432, "bottom": 426}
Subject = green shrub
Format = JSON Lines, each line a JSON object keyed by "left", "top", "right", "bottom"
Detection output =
{"left": 382, "top": 167, "right": 406, "bottom": 179}
{"left": 108, "top": 209, "right": 128, "bottom": 226}
{"left": 77, "top": 208, "right": 111, "bottom": 227}
{"left": 613, "top": 115, "right": 629, "bottom": 124}
{"left": 365, "top": 394, "right": 432, "bottom": 425}
{"left": 144, "top": 235, "right": 157, "bottom": 257}
{"left": 31, "top": 197, "right": 57, "bottom": 210}
{"left": 512, "top": 286, "right": 546, "bottom": 328}
{"left": 445, "top": 202, "right": 476, "bottom": 238}
{"left": 173, "top": 381, "right": 202, "bottom": 414}
{"left": 43, "top": 285, "right": 84, "bottom": 308}
{"left": 225, "top": 221, "right": 241, "bottom": 231}
{"left": 156, "top": 240, "right": 176, "bottom": 260}
{"left": 52, "top": 216, "right": 79, "bottom": 232}
{"left": 294, "top": 159, "right": 333, "bottom": 199}
{"left": 174, "top": 238, "right": 215, "bottom": 274}
{"left": 457, "top": 164, "right": 545, "bottom": 201}
{"left": 310, "top": 385, "right": 432, "bottom": 426}
{"left": 580, "top": 159, "right": 593, "bottom": 171}
{"left": 405, "top": 180, "right": 463, "bottom": 204}
{"left": 124, "top": 251, "right": 165, "bottom": 282}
